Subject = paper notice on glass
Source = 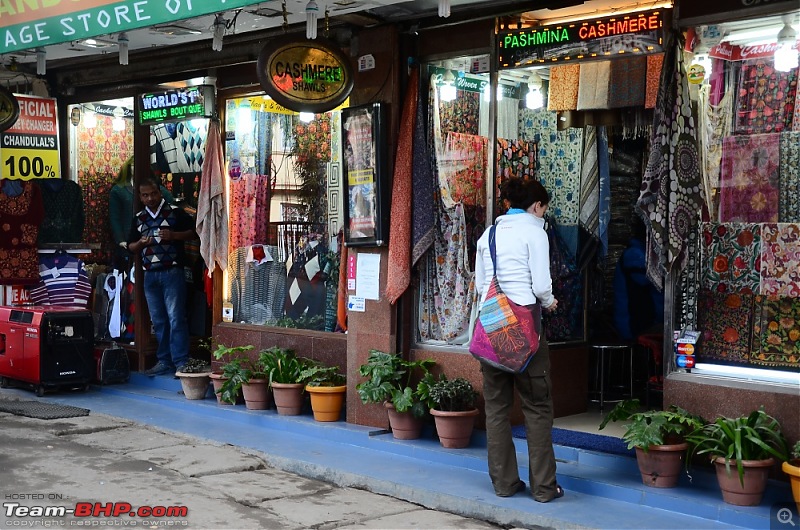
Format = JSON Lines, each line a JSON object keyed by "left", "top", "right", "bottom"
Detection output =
{"left": 355, "top": 253, "right": 381, "bottom": 300}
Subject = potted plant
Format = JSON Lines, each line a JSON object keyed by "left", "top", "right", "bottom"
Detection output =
{"left": 356, "top": 350, "right": 437, "bottom": 440}
{"left": 260, "top": 346, "right": 310, "bottom": 415}
{"left": 301, "top": 362, "right": 346, "bottom": 422}
{"left": 209, "top": 344, "right": 253, "bottom": 405}
{"left": 237, "top": 356, "right": 272, "bottom": 411}
{"left": 428, "top": 376, "right": 479, "bottom": 449}
{"left": 175, "top": 358, "right": 212, "bottom": 400}
{"left": 687, "top": 408, "right": 789, "bottom": 506}
{"left": 782, "top": 440, "right": 800, "bottom": 512}
{"left": 599, "top": 399, "right": 705, "bottom": 487}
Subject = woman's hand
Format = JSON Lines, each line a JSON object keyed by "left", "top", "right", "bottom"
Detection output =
{"left": 544, "top": 298, "right": 558, "bottom": 312}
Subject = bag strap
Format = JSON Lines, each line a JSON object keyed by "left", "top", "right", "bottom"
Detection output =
{"left": 488, "top": 225, "right": 498, "bottom": 276}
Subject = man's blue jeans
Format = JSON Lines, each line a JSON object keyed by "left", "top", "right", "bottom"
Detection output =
{"left": 143, "top": 267, "right": 189, "bottom": 368}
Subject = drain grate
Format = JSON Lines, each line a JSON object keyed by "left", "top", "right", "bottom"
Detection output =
{"left": 0, "top": 400, "right": 90, "bottom": 420}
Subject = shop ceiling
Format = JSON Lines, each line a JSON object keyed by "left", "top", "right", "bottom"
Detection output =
{"left": 1, "top": 0, "right": 662, "bottom": 78}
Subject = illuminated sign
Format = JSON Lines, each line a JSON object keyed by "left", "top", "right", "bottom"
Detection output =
{"left": 257, "top": 38, "right": 353, "bottom": 113}
{"left": 0, "top": 86, "right": 19, "bottom": 132}
{"left": 137, "top": 85, "right": 215, "bottom": 125}
{"left": 498, "top": 9, "right": 667, "bottom": 67}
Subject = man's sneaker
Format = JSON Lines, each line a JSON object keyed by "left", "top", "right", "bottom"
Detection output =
{"left": 173, "top": 364, "right": 187, "bottom": 379}
{"left": 144, "top": 362, "right": 173, "bottom": 377}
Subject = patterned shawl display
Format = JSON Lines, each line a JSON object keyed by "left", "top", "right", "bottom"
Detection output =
{"left": 700, "top": 222, "right": 761, "bottom": 294}
{"left": 385, "top": 65, "right": 419, "bottom": 304}
{"left": 719, "top": 133, "right": 780, "bottom": 223}
{"left": 750, "top": 295, "right": 800, "bottom": 369}
{"left": 759, "top": 223, "right": 800, "bottom": 298}
{"left": 697, "top": 289, "right": 754, "bottom": 365}
{"left": 577, "top": 61, "right": 612, "bottom": 110}
{"left": 645, "top": 53, "right": 664, "bottom": 109}
{"left": 779, "top": 131, "right": 800, "bottom": 222}
{"left": 734, "top": 58, "right": 798, "bottom": 135}
{"left": 547, "top": 64, "right": 580, "bottom": 111}
{"left": 411, "top": 77, "right": 437, "bottom": 265}
{"left": 607, "top": 56, "right": 646, "bottom": 108}
{"left": 636, "top": 32, "right": 704, "bottom": 289}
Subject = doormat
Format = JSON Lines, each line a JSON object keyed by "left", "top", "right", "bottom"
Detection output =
{"left": 512, "top": 425, "right": 634, "bottom": 457}
{"left": 0, "top": 401, "right": 90, "bottom": 420}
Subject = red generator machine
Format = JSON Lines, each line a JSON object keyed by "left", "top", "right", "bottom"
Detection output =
{"left": 0, "top": 305, "right": 94, "bottom": 396}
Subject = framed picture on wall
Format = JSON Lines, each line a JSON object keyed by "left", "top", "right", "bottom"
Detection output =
{"left": 341, "top": 102, "right": 389, "bottom": 247}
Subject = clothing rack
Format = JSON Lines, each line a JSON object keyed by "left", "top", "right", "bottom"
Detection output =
{"left": 268, "top": 222, "right": 326, "bottom": 262}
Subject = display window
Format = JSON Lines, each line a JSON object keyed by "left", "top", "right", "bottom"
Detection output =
{"left": 680, "top": 10, "right": 800, "bottom": 379}
{"left": 221, "top": 95, "right": 344, "bottom": 333}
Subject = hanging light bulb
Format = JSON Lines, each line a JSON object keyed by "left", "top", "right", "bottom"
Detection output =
{"left": 299, "top": 112, "right": 315, "bottom": 123}
{"left": 526, "top": 71, "right": 544, "bottom": 110}
{"left": 440, "top": 69, "right": 457, "bottom": 102}
{"left": 83, "top": 105, "right": 97, "bottom": 129}
{"left": 36, "top": 47, "right": 46, "bottom": 76}
{"left": 212, "top": 13, "right": 226, "bottom": 52}
{"left": 438, "top": 0, "right": 450, "bottom": 18}
{"left": 112, "top": 107, "right": 125, "bottom": 131}
{"left": 774, "top": 15, "right": 798, "bottom": 72}
{"left": 118, "top": 32, "right": 129, "bottom": 65}
{"left": 306, "top": 1, "right": 319, "bottom": 40}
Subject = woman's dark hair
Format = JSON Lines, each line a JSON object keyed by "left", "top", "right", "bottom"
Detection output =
{"left": 500, "top": 177, "right": 550, "bottom": 210}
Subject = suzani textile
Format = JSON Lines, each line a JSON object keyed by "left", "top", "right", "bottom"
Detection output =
{"left": 547, "top": 64, "right": 580, "bottom": 111}
{"left": 518, "top": 108, "right": 582, "bottom": 225}
{"left": 645, "top": 53, "right": 664, "bottom": 109}
{"left": 701, "top": 222, "right": 761, "bottom": 294}
{"left": 719, "top": 134, "right": 780, "bottom": 223}
{"left": 496, "top": 138, "right": 537, "bottom": 216}
{"left": 735, "top": 59, "right": 798, "bottom": 135}
{"left": 636, "top": 33, "right": 704, "bottom": 289}
{"left": 779, "top": 132, "right": 800, "bottom": 222}
{"left": 697, "top": 289, "right": 754, "bottom": 365}
{"left": 750, "top": 295, "right": 800, "bottom": 369}
{"left": 439, "top": 132, "right": 488, "bottom": 208}
{"left": 760, "top": 223, "right": 800, "bottom": 298}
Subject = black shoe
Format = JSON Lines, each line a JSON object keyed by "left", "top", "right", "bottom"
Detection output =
{"left": 534, "top": 484, "right": 564, "bottom": 503}
{"left": 144, "top": 362, "right": 173, "bottom": 377}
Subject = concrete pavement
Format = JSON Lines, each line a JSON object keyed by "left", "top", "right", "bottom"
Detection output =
{"left": 0, "top": 401, "right": 501, "bottom": 530}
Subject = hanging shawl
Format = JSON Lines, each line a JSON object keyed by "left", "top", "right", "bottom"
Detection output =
{"left": 636, "top": 31, "right": 704, "bottom": 289}
{"left": 411, "top": 77, "right": 436, "bottom": 265}
{"left": 385, "top": 65, "right": 419, "bottom": 304}
{"left": 197, "top": 118, "right": 229, "bottom": 275}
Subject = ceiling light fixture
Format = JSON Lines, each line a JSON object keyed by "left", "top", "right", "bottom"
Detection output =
{"left": 440, "top": 69, "right": 457, "bottom": 102}
{"left": 75, "top": 37, "right": 117, "bottom": 49}
{"left": 542, "top": 1, "right": 673, "bottom": 26}
{"left": 299, "top": 112, "right": 315, "bottom": 123}
{"left": 237, "top": 98, "right": 253, "bottom": 130}
{"left": 212, "top": 13, "right": 226, "bottom": 51}
{"left": 526, "top": 71, "right": 544, "bottom": 110}
{"left": 483, "top": 83, "right": 503, "bottom": 103}
{"left": 118, "top": 32, "right": 129, "bottom": 65}
{"left": 36, "top": 47, "right": 46, "bottom": 76}
{"left": 83, "top": 109, "right": 97, "bottom": 129}
{"left": 775, "top": 14, "right": 798, "bottom": 72}
{"left": 306, "top": 1, "right": 319, "bottom": 39}
{"left": 438, "top": 0, "right": 450, "bottom": 18}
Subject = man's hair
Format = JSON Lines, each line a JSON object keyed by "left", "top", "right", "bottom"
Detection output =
{"left": 137, "top": 176, "right": 161, "bottom": 190}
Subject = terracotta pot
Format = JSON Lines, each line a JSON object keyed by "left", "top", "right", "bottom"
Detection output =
{"left": 782, "top": 459, "right": 800, "bottom": 513}
{"left": 176, "top": 371, "right": 211, "bottom": 400}
{"left": 713, "top": 457, "right": 775, "bottom": 506}
{"left": 306, "top": 385, "right": 346, "bottom": 422}
{"left": 635, "top": 443, "right": 689, "bottom": 488}
{"left": 430, "top": 408, "right": 479, "bottom": 449}
{"left": 385, "top": 402, "right": 424, "bottom": 440}
{"left": 271, "top": 382, "right": 305, "bottom": 415}
{"left": 242, "top": 379, "right": 272, "bottom": 410}
{"left": 209, "top": 372, "right": 242, "bottom": 405}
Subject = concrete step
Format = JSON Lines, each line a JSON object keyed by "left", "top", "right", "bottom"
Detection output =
{"left": 14, "top": 374, "right": 793, "bottom": 529}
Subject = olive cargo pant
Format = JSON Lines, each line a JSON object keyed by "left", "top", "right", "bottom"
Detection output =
{"left": 481, "top": 338, "right": 559, "bottom": 501}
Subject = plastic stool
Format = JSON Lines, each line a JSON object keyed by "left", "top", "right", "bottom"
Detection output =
{"left": 588, "top": 343, "right": 634, "bottom": 411}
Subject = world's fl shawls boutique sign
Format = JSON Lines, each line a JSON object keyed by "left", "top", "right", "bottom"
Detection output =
{"left": 1, "top": 0, "right": 265, "bottom": 54}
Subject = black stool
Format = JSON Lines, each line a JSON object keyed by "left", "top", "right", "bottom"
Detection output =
{"left": 589, "top": 343, "right": 634, "bottom": 411}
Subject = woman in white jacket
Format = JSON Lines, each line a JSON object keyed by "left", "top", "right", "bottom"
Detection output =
{"left": 474, "top": 177, "right": 562, "bottom": 502}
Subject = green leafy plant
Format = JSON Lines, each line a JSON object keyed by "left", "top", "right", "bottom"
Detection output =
{"left": 217, "top": 358, "right": 248, "bottom": 405}
{"left": 300, "top": 361, "right": 345, "bottom": 387}
{"left": 686, "top": 407, "right": 789, "bottom": 486}
{"left": 792, "top": 440, "right": 800, "bottom": 461}
{"left": 179, "top": 358, "right": 212, "bottom": 374}
{"left": 357, "top": 350, "right": 436, "bottom": 419}
{"left": 428, "top": 377, "right": 478, "bottom": 412}
{"left": 599, "top": 399, "right": 706, "bottom": 451}
{"left": 212, "top": 343, "right": 254, "bottom": 363}
{"left": 259, "top": 346, "right": 311, "bottom": 386}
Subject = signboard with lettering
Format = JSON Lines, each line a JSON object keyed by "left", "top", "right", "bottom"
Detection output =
{"left": 710, "top": 40, "right": 800, "bottom": 61}
{"left": 428, "top": 67, "right": 522, "bottom": 99}
{"left": 1, "top": 0, "right": 267, "bottom": 55}
{"left": 257, "top": 38, "right": 354, "bottom": 113}
{"left": 137, "top": 85, "right": 214, "bottom": 125}
{"left": 0, "top": 95, "right": 59, "bottom": 180}
{"left": 0, "top": 87, "right": 20, "bottom": 132}
{"left": 498, "top": 9, "right": 667, "bottom": 67}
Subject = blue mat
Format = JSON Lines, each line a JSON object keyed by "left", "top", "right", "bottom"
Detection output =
{"left": 512, "top": 425, "right": 635, "bottom": 457}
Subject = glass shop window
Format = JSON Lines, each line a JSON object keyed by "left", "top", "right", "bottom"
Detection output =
{"left": 222, "top": 96, "right": 344, "bottom": 333}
